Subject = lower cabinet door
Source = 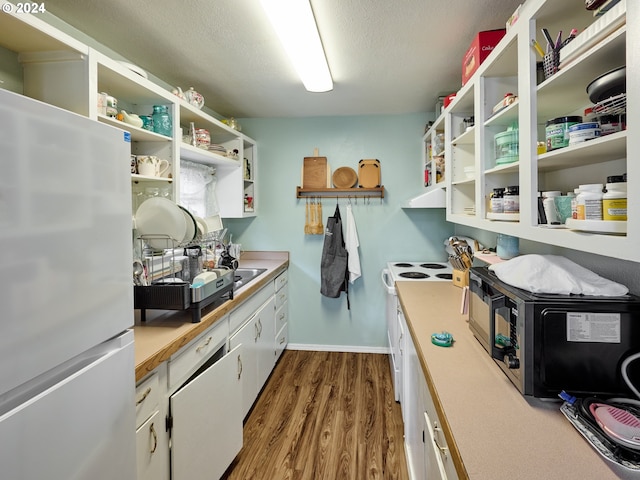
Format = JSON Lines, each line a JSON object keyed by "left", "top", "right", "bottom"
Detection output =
{"left": 136, "top": 410, "right": 169, "bottom": 480}
{"left": 170, "top": 344, "right": 243, "bottom": 480}
{"left": 424, "top": 411, "right": 448, "bottom": 480}
{"left": 230, "top": 319, "right": 259, "bottom": 418}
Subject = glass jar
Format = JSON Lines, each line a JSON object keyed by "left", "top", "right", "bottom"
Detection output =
{"left": 140, "top": 115, "right": 154, "bottom": 131}
{"left": 503, "top": 186, "right": 519, "bottom": 213}
{"left": 195, "top": 128, "right": 210, "bottom": 150}
{"left": 152, "top": 105, "right": 172, "bottom": 137}
{"left": 490, "top": 188, "right": 504, "bottom": 213}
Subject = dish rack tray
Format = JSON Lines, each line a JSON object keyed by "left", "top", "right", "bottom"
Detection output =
{"left": 133, "top": 234, "right": 234, "bottom": 323}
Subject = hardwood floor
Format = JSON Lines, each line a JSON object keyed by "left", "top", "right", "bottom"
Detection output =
{"left": 222, "top": 350, "right": 409, "bottom": 480}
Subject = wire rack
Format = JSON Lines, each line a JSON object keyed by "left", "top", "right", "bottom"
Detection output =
{"left": 592, "top": 93, "right": 626, "bottom": 115}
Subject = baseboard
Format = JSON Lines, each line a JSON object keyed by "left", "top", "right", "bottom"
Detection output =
{"left": 287, "top": 343, "right": 390, "bottom": 355}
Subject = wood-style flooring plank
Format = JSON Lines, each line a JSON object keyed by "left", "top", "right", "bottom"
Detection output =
{"left": 222, "top": 350, "right": 409, "bottom": 480}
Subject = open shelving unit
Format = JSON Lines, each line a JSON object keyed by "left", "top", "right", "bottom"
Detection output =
{"left": 433, "top": 0, "right": 636, "bottom": 262}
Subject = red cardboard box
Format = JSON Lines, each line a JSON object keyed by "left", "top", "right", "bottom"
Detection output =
{"left": 462, "top": 29, "right": 506, "bottom": 86}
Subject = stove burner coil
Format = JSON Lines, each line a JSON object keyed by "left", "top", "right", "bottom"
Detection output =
{"left": 399, "top": 272, "right": 430, "bottom": 279}
{"left": 394, "top": 262, "right": 414, "bottom": 268}
{"left": 420, "top": 263, "right": 447, "bottom": 269}
{"left": 436, "top": 273, "right": 453, "bottom": 280}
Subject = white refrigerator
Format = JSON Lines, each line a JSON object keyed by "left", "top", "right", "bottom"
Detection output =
{"left": 0, "top": 89, "right": 136, "bottom": 479}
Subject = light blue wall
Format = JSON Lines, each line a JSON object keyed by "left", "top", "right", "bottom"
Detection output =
{"left": 225, "top": 114, "right": 454, "bottom": 350}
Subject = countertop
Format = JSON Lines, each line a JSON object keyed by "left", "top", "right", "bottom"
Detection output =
{"left": 132, "top": 251, "right": 289, "bottom": 382}
{"left": 396, "top": 281, "right": 618, "bottom": 480}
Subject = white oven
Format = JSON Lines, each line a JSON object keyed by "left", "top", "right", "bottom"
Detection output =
{"left": 382, "top": 262, "right": 453, "bottom": 403}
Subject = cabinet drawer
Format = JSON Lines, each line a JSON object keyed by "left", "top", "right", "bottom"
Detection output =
{"left": 275, "top": 301, "right": 288, "bottom": 332}
{"left": 229, "top": 283, "right": 272, "bottom": 334}
{"left": 168, "top": 319, "right": 228, "bottom": 391}
{"left": 275, "top": 323, "right": 288, "bottom": 361}
{"left": 274, "top": 283, "right": 288, "bottom": 309}
{"left": 136, "top": 410, "right": 166, "bottom": 480}
{"left": 135, "top": 372, "right": 159, "bottom": 428}
{"left": 274, "top": 270, "right": 288, "bottom": 292}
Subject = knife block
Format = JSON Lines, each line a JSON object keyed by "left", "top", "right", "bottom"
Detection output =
{"left": 452, "top": 268, "right": 469, "bottom": 288}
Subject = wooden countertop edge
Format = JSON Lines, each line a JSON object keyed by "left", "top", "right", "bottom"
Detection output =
{"left": 398, "top": 293, "right": 469, "bottom": 480}
{"left": 133, "top": 253, "right": 289, "bottom": 382}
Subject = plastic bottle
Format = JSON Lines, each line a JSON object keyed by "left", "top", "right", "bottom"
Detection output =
{"left": 542, "top": 191, "right": 561, "bottom": 224}
{"left": 602, "top": 176, "right": 627, "bottom": 221}
{"left": 571, "top": 188, "right": 580, "bottom": 219}
{"left": 576, "top": 184, "right": 603, "bottom": 220}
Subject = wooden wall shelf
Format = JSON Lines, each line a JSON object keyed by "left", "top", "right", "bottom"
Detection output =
{"left": 296, "top": 186, "right": 385, "bottom": 199}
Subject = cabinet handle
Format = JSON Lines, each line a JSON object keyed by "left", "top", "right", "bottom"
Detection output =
{"left": 279, "top": 336, "right": 286, "bottom": 345}
{"left": 149, "top": 422, "right": 158, "bottom": 454}
{"left": 237, "top": 354, "right": 243, "bottom": 380}
{"left": 254, "top": 322, "right": 259, "bottom": 342}
{"left": 398, "top": 332, "right": 403, "bottom": 355}
{"left": 433, "top": 422, "right": 448, "bottom": 457}
{"left": 258, "top": 319, "right": 263, "bottom": 337}
{"left": 136, "top": 387, "right": 151, "bottom": 406}
{"left": 196, "top": 336, "right": 213, "bottom": 353}
{"left": 278, "top": 293, "right": 286, "bottom": 302}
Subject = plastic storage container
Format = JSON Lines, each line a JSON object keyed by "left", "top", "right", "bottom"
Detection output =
{"left": 494, "top": 128, "right": 519, "bottom": 164}
{"left": 545, "top": 116, "right": 582, "bottom": 151}
{"left": 603, "top": 176, "right": 627, "bottom": 221}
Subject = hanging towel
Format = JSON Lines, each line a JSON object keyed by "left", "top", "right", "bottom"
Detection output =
{"left": 345, "top": 204, "right": 361, "bottom": 284}
{"left": 320, "top": 204, "right": 350, "bottom": 309}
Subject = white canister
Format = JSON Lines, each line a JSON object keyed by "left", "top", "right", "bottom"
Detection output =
{"left": 542, "top": 191, "right": 561, "bottom": 224}
{"left": 603, "top": 181, "right": 627, "bottom": 221}
{"left": 568, "top": 122, "right": 601, "bottom": 145}
{"left": 576, "top": 184, "right": 603, "bottom": 220}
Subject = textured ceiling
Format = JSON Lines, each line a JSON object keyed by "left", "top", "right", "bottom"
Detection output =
{"left": 43, "top": 0, "right": 523, "bottom": 118}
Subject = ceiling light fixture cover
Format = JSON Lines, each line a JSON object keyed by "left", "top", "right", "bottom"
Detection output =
{"left": 261, "top": 0, "right": 333, "bottom": 93}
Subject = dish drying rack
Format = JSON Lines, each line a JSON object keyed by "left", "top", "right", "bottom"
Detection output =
{"left": 133, "top": 234, "right": 235, "bottom": 323}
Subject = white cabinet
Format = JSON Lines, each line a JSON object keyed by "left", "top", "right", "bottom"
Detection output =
{"left": 401, "top": 308, "right": 458, "bottom": 480}
{"left": 170, "top": 344, "right": 243, "bottom": 480}
{"left": 229, "top": 295, "right": 276, "bottom": 418}
{"left": 136, "top": 410, "right": 167, "bottom": 480}
{"left": 0, "top": 9, "right": 257, "bottom": 219}
{"left": 427, "top": 0, "right": 637, "bottom": 262}
{"left": 401, "top": 311, "right": 425, "bottom": 480}
{"left": 397, "top": 307, "right": 406, "bottom": 411}
{"left": 274, "top": 270, "right": 289, "bottom": 361}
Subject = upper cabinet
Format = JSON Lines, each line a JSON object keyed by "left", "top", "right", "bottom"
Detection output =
{"left": 438, "top": 0, "right": 636, "bottom": 262}
{"left": 0, "top": 4, "right": 256, "bottom": 218}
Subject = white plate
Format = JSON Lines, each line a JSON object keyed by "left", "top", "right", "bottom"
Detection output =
{"left": 118, "top": 61, "right": 148, "bottom": 79}
{"left": 178, "top": 205, "right": 197, "bottom": 244}
{"left": 565, "top": 218, "right": 627, "bottom": 234}
{"left": 135, "top": 197, "right": 187, "bottom": 249}
{"left": 193, "top": 215, "right": 208, "bottom": 238}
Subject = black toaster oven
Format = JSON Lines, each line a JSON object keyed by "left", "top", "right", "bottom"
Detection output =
{"left": 468, "top": 266, "right": 640, "bottom": 399}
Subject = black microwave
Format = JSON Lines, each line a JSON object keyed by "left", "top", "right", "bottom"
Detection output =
{"left": 468, "top": 266, "right": 640, "bottom": 399}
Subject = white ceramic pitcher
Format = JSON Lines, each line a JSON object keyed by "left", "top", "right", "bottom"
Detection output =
{"left": 137, "top": 155, "right": 169, "bottom": 177}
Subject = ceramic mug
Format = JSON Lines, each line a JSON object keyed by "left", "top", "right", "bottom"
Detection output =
{"left": 137, "top": 155, "right": 169, "bottom": 177}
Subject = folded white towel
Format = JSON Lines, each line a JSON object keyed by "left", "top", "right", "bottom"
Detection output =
{"left": 345, "top": 204, "right": 361, "bottom": 284}
{"left": 489, "top": 254, "right": 628, "bottom": 296}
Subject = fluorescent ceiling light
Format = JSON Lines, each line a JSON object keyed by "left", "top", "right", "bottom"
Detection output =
{"left": 261, "top": 0, "right": 333, "bottom": 92}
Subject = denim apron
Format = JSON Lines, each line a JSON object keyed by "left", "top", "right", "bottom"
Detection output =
{"left": 320, "top": 204, "right": 350, "bottom": 309}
